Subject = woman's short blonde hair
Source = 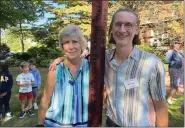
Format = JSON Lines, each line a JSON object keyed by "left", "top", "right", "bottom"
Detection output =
{"left": 59, "top": 24, "right": 87, "bottom": 51}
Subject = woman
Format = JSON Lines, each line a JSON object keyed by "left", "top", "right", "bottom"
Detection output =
{"left": 38, "top": 24, "right": 89, "bottom": 127}
{"left": 165, "top": 39, "right": 183, "bottom": 105}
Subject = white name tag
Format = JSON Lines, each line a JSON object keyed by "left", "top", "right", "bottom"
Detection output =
{"left": 177, "top": 78, "right": 180, "bottom": 85}
{"left": 124, "top": 78, "right": 139, "bottom": 89}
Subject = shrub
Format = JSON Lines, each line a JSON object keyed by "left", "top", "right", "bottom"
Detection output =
{"left": 138, "top": 44, "right": 166, "bottom": 62}
{"left": 13, "top": 52, "right": 31, "bottom": 61}
{"left": 39, "top": 59, "right": 51, "bottom": 67}
{"left": 27, "top": 46, "right": 62, "bottom": 67}
{"left": 5, "top": 57, "right": 15, "bottom": 67}
{"left": 0, "top": 43, "right": 10, "bottom": 59}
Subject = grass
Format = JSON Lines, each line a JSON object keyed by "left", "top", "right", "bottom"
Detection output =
{"left": 0, "top": 67, "right": 48, "bottom": 127}
{"left": 0, "top": 68, "right": 184, "bottom": 127}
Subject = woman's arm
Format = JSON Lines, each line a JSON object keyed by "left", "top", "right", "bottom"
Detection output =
{"left": 165, "top": 50, "right": 173, "bottom": 65}
{"left": 38, "top": 70, "right": 56, "bottom": 125}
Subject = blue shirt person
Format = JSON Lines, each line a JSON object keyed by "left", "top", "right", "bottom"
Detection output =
{"left": 28, "top": 59, "right": 41, "bottom": 110}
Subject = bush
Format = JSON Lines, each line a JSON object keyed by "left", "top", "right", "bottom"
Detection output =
{"left": 39, "top": 59, "right": 51, "bottom": 67}
{"left": 5, "top": 57, "right": 15, "bottom": 67}
{"left": 27, "top": 46, "right": 62, "bottom": 67}
{"left": 0, "top": 43, "right": 10, "bottom": 59}
{"left": 13, "top": 52, "right": 31, "bottom": 61}
{"left": 138, "top": 44, "right": 166, "bottom": 62}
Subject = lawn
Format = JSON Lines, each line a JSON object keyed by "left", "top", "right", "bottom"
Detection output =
{"left": 0, "top": 68, "right": 184, "bottom": 127}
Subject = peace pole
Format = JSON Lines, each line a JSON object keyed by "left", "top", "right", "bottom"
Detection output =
{"left": 88, "top": 1, "right": 108, "bottom": 127}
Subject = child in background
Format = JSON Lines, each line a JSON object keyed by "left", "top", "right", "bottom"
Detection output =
{"left": 0, "top": 61, "right": 13, "bottom": 120}
{"left": 16, "top": 61, "right": 35, "bottom": 118}
{"left": 28, "top": 59, "right": 41, "bottom": 110}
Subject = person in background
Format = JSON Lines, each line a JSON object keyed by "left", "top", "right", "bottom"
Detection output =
{"left": 38, "top": 24, "right": 89, "bottom": 127}
{"left": 28, "top": 59, "right": 41, "bottom": 110}
{"left": 0, "top": 61, "right": 13, "bottom": 120}
{"left": 165, "top": 39, "right": 183, "bottom": 105}
{"left": 16, "top": 61, "right": 35, "bottom": 118}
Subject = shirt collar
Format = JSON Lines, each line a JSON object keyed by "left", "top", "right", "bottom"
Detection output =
{"left": 108, "top": 46, "right": 140, "bottom": 62}
{"left": 129, "top": 47, "right": 140, "bottom": 61}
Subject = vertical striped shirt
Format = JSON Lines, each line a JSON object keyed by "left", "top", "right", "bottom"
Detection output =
{"left": 44, "top": 58, "right": 89, "bottom": 127}
{"left": 104, "top": 47, "right": 166, "bottom": 126}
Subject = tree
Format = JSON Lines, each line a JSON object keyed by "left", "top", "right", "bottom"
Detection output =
{"left": 0, "top": 0, "right": 44, "bottom": 28}
{"left": 44, "top": 1, "right": 92, "bottom": 36}
{"left": 0, "top": 0, "right": 45, "bottom": 52}
{"left": 2, "top": 27, "right": 35, "bottom": 52}
{"left": 31, "top": 25, "right": 59, "bottom": 49}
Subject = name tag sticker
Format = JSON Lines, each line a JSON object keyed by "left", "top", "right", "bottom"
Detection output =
{"left": 124, "top": 78, "right": 139, "bottom": 89}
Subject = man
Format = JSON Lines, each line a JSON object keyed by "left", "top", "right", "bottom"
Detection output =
{"left": 104, "top": 8, "right": 168, "bottom": 127}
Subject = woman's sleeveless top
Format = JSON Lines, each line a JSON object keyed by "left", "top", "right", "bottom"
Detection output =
{"left": 44, "top": 59, "right": 89, "bottom": 127}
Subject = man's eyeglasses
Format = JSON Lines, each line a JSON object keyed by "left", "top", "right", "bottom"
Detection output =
{"left": 114, "top": 22, "right": 138, "bottom": 29}
{"left": 175, "top": 42, "right": 181, "bottom": 44}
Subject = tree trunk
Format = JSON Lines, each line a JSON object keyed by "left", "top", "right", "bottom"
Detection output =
{"left": 88, "top": 1, "right": 108, "bottom": 127}
{"left": 19, "top": 21, "right": 24, "bottom": 52}
{"left": 0, "top": 28, "right": 1, "bottom": 45}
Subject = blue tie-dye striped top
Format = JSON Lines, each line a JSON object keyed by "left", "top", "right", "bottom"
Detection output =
{"left": 44, "top": 58, "right": 89, "bottom": 127}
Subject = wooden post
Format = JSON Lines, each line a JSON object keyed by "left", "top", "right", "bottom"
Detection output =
{"left": 88, "top": 1, "right": 108, "bottom": 127}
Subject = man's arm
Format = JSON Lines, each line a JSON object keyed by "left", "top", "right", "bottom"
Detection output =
{"left": 153, "top": 99, "right": 168, "bottom": 127}
{"left": 149, "top": 60, "right": 168, "bottom": 126}
{"left": 38, "top": 70, "right": 56, "bottom": 125}
{"left": 49, "top": 57, "right": 65, "bottom": 71}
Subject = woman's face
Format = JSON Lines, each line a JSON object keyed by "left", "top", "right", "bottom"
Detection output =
{"left": 62, "top": 35, "right": 82, "bottom": 61}
{"left": 111, "top": 11, "right": 139, "bottom": 47}
{"left": 174, "top": 41, "right": 182, "bottom": 50}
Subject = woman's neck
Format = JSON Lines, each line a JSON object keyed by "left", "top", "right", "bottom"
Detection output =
{"left": 64, "top": 58, "right": 81, "bottom": 78}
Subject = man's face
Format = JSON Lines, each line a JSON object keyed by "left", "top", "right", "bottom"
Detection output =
{"left": 62, "top": 35, "right": 82, "bottom": 61}
{"left": 111, "top": 11, "right": 139, "bottom": 47}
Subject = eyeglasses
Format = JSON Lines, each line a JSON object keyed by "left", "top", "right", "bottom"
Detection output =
{"left": 175, "top": 42, "right": 181, "bottom": 44}
{"left": 114, "top": 22, "right": 138, "bottom": 29}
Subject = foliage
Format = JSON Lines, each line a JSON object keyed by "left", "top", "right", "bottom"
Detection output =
{"left": 13, "top": 52, "right": 32, "bottom": 61}
{"left": 46, "top": 1, "right": 91, "bottom": 36}
{"left": 0, "top": 43, "right": 10, "bottom": 59}
{"left": 27, "top": 46, "right": 62, "bottom": 67}
{"left": 138, "top": 44, "right": 166, "bottom": 62}
{"left": 39, "top": 59, "right": 51, "bottom": 67}
{"left": 2, "top": 1, "right": 183, "bottom": 52}
{"left": 0, "top": 0, "right": 45, "bottom": 52}
{"left": 0, "top": 0, "right": 44, "bottom": 28}
{"left": 2, "top": 27, "right": 36, "bottom": 52}
{"left": 31, "top": 25, "right": 58, "bottom": 48}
